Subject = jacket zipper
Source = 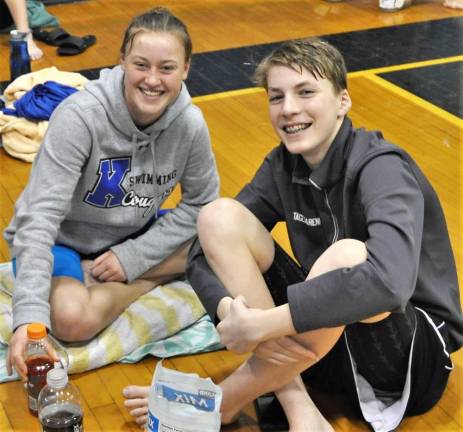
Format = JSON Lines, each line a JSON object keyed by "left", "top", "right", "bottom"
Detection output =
{"left": 324, "top": 190, "right": 339, "bottom": 244}
{"left": 309, "top": 178, "right": 339, "bottom": 244}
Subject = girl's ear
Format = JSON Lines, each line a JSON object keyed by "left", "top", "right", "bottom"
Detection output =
{"left": 120, "top": 53, "right": 126, "bottom": 71}
{"left": 182, "top": 60, "right": 191, "bottom": 81}
{"left": 338, "top": 89, "right": 352, "bottom": 116}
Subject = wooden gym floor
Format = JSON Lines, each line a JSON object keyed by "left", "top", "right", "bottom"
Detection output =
{"left": 0, "top": 0, "right": 462, "bottom": 430}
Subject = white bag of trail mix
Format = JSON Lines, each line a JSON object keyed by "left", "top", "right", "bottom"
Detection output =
{"left": 146, "top": 361, "right": 222, "bottom": 432}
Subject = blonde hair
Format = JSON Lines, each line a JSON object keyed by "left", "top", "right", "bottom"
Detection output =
{"left": 254, "top": 37, "right": 347, "bottom": 93}
{"left": 120, "top": 7, "right": 192, "bottom": 61}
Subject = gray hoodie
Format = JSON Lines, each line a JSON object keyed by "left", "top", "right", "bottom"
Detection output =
{"left": 4, "top": 66, "right": 219, "bottom": 330}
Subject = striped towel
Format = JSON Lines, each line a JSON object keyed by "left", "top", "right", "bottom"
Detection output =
{"left": 0, "top": 262, "right": 221, "bottom": 382}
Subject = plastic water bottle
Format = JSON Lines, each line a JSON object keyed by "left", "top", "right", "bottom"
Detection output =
{"left": 9, "top": 30, "right": 31, "bottom": 82}
{"left": 38, "top": 368, "right": 84, "bottom": 432}
{"left": 25, "top": 323, "right": 54, "bottom": 416}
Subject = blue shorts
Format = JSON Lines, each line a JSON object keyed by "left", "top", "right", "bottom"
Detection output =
{"left": 12, "top": 245, "right": 84, "bottom": 282}
{"left": 11, "top": 208, "right": 171, "bottom": 283}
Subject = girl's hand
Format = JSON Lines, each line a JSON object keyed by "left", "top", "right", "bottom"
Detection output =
{"left": 7, "top": 324, "right": 58, "bottom": 380}
{"left": 91, "top": 251, "right": 127, "bottom": 282}
{"left": 6, "top": 324, "right": 29, "bottom": 379}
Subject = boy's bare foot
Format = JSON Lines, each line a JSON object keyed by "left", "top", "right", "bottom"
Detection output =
{"left": 123, "top": 385, "right": 150, "bottom": 426}
{"left": 443, "top": 0, "right": 463, "bottom": 8}
{"left": 26, "top": 33, "right": 43, "bottom": 60}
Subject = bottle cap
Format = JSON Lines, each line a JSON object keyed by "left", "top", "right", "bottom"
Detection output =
{"left": 46, "top": 368, "right": 68, "bottom": 389}
{"left": 27, "top": 323, "right": 47, "bottom": 340}
{"left": 10, "top": 30, "right": 28, "bottom": 41}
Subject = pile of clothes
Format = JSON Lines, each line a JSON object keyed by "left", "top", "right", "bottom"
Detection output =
{"left": 0, "top": 67, "right": 87, "bottom": 162}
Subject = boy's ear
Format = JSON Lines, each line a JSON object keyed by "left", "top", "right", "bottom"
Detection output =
{"left": 120, "top": 54, "right": 126, "bottom": 71}
{"left": 338, "top": 89, "right": 352, "bottom": 116}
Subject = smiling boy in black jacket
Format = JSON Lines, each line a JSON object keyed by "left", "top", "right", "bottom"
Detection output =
{"left": 183, "top": 38, "right": 463, "bottom": 432}
{"left": 122, "top": 37, "right": 462, "bottom": 430}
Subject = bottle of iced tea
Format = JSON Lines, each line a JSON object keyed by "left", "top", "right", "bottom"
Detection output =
{"left": 25, "top": 322, "right": 54, "bottom": 416}
{"left": 38, "top": 367, "right": 84, "bottom": 432}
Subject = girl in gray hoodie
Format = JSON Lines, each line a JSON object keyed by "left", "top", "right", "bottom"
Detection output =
{"left": 5, "top": 7, "right": 219, "bottom": 379}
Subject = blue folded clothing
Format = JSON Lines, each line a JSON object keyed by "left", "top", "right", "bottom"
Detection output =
{"left": 2, "top": 80, "right": 78, "bottom": 121}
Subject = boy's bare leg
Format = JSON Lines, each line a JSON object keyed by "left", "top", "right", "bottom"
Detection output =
{"left": 218, "top": 323, "right": 343, "bottom": 429}
{"left": 196, "top": 198, "right": 340, "bottom": 430}
{"left": 50, "top": 241, "right": 192, "bottom": 341}
{"left": 122, "top": 199, "right": 332, "bottom": 428}
{"left": 197, "top": 198, "right": 373, "bottom": 431}
{"left": 122, "top": 199, "right": 370, "bottom": 428}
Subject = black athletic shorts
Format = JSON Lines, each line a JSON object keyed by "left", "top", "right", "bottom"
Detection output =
{"left": 262, "top": 242, "right": 452, "bottom": 424}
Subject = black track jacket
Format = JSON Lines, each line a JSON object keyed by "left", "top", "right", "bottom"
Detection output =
{"left": 188, "top": 118, "right": 463, "bottom": 353}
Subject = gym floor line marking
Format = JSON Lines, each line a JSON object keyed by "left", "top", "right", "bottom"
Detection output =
{"left": 193, "top": 55, "right": 463, "bottom": 104}
{"left": 348, "top": 55, "right": 463, "bottom": 78}
{"left": 362, "top": 73, "right": 463, "bottom": 128}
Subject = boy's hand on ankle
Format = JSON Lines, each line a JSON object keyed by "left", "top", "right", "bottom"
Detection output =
{"left": 217, "top": 296, "right": 265, "bottom": 353}
{"left": 255, "top": 336, "right": 317, "bottom": 365}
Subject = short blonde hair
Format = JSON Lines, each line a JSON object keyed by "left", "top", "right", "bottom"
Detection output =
{"left": 254, "top": 37, "right": 347, "bottom": 93}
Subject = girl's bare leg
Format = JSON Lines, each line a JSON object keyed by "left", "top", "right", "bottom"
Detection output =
{"left": 50, "top": 241, "right": 192, "bottom": 341}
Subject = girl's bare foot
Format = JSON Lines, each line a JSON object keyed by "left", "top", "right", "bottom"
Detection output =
{"left": 123, "top": 385, "right": 150, "bottom": 427}
{"left": 26, "top": 33, "right": 43, "bottom": 60}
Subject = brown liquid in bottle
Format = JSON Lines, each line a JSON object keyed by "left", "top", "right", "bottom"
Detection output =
{"left": 26, "top": 356, "right": 54, "bottom": 416}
